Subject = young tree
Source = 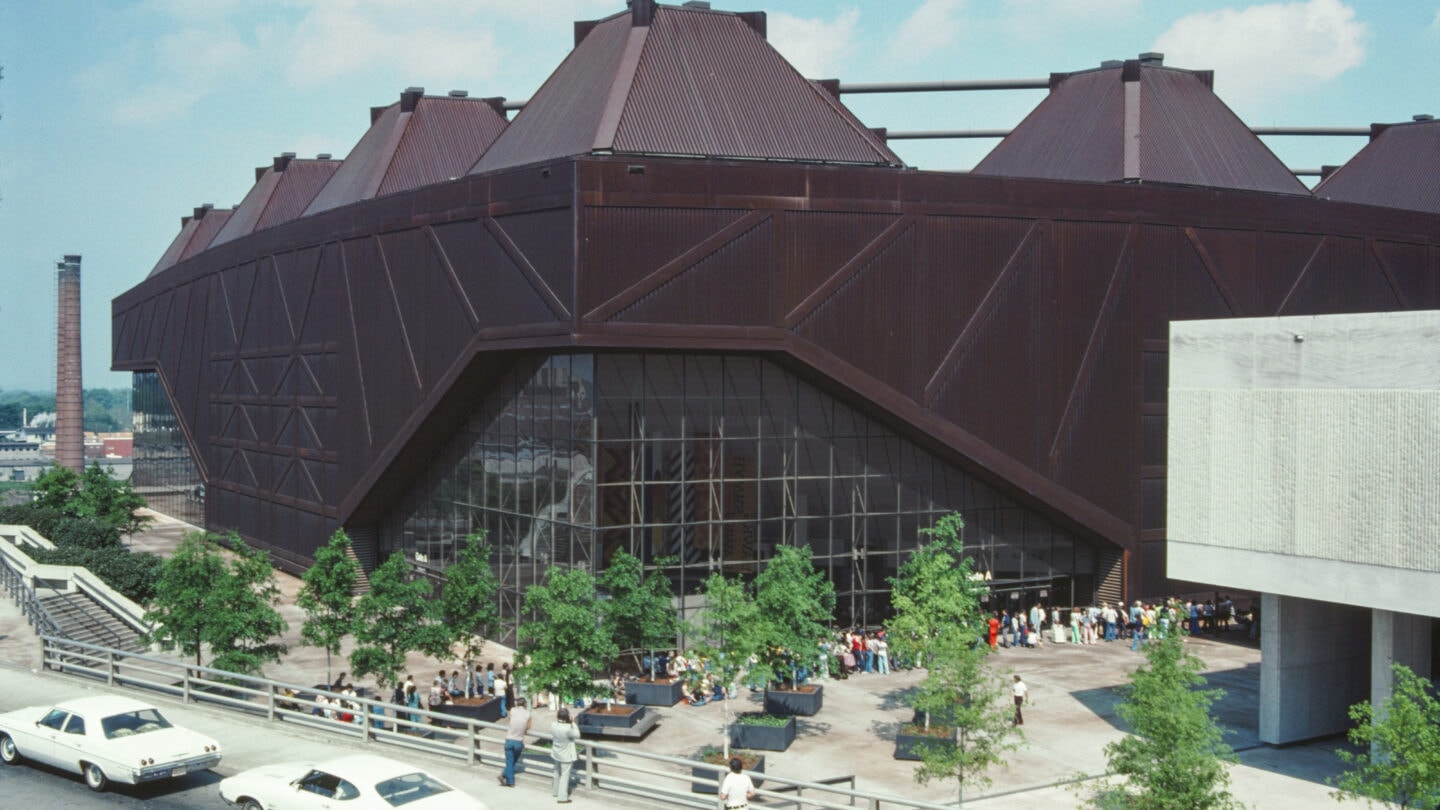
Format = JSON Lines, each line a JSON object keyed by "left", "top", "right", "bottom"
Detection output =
{"left": 752, "top": 544, "right": 835, "bottom": 687}
{"left": 1086, "top": 632, "right": 1243, "bottom": 810}
{"left": 349, "top": 553, "right": 451, "bottom": 690}
{"left": 76, "top": 463, "right": 150, "bottom": 536}
{"left": 598, "top": 550, "right": 678, "bottom": 678}
{"left": 145, "top": 532, "right": 288, "bottom": 675}
{"left": 298, "top": 529, "right": 360, "bottom": 684}
{"left": 31, "top": 466, "right": 81, "bottom": 513}
{"left": 205, "top": 535, "right": 289, "bottom": 676}
{"left": 1330, "top": 664, "right": 1440, "bottom": 809}
{"left": 519, "top": 565, "right": 617, "bottom": 705}
{"left": 888, "top": 513, "right": 1020, "bottom": 806}
{"left": 439, "top": 532, "right": 502, "bottom": 667}
{"left": 689, "top": 571, "right": 765, "bottom": 758}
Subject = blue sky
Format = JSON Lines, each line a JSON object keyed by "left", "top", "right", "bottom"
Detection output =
{"left": 1, "top": 0, "right": 1437, "bottom": 394}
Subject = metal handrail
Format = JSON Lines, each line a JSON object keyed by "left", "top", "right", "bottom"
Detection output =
{"left": 39, "top": 635, "right": 956, "bottom": 810}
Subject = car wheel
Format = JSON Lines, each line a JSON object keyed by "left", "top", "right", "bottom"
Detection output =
{"left": 240, "top": 800, "right": 264, "bottom": 810}
{"left": 0, "top": 734, "right": 19, "bottom": 764}
{"left": 83, "top": 762, "right": 110, "bottom": 792}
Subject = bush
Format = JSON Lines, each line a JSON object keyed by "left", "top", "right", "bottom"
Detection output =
{"left": 736, "top": 713, "right": 791, "bottom": 727}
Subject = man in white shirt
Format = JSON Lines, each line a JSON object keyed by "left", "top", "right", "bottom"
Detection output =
{"left": 1012, "top": 674, "right": 1029, "bottom": 726}
{"left": 720, "top": 756, "right": 756, "bottom": 808}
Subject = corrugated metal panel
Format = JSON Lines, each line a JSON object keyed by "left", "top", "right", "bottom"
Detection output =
{"left": 1315, "top": 120, "right": 1440, "bottom": 214}
{"left": 177, "top": 209, "right": 233, "bottom": 263}
{"left": 305, "top": 104, "right": 409, "bottom": 216}
{"left": 472, "top": 12, "right": 632, "bottom": 173}
{"left": 257, "top": 160, "right": 341, "bottom": 230}
{"left": 213, "top": 170, "right": 284, "bottom": 246}
{"left": 973, "top": 71, "right": 1125, "bottom": 181}
{"left": 613, "top": 6, "right": 901, "bottom": 165}
{"left": 976, "top": 64, "right": 1306, "bottom": 194}
{"left": 379, "top": 97, "right": 507, "bottom": 195}
{"left": 1139, "top": 68, "right": 1305, "bottom": 195}
{"left": 147, "top": 217, "right": 204, "bottom": 278}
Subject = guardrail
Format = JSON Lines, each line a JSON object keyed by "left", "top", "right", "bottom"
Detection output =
{"left": 0, "top": 524, "right": 152, "bottom": 636}
{"left": 41, "top": 635, "right": 954, "bottom": 810}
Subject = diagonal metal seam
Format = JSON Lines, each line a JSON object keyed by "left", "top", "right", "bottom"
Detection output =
{"left": 483, "top": 217, "right": 570, "bottom": 319}
{"left": 292, "top": 248, "right": 323, "bottom": 344}
{"left": 1368, "top": 239, "right": 1413, "bottom": 310}
{"left": 338, "top": 239, "right": 375, "bottom": 449}
{"left": 1276, "top": 235, "right": 1330, "bottom": 314}
{"left": 1183, "top": 227, "right": 1241, "bottom": 314}
{"left": 1047, "top": 223, "right": 1137, "bottom": 471}
{"left": 295, "top": 455, "right": 324, "bottom": 503}
{"left": 923, "top": 220, "right": 1042, "bottom": 406}
{"left": 424, "top": 224, "right": 480, "bottom": 327}
{"left": 154, "top": 364, "right": 210, "bottom": 481}
{"left": 785, "top": 214, "right": 917, "bottom": 330}
{"left": 269, "top": 255, "right": 298, "bottom": 344}
{"left": 373, "top": 234, "right": 425, "bottom": 390}
{"left": 593, "top": 26, "right": 650, "bottom": 152}
{"left": 587, "top": 210, "right": 773, "bottom": 322}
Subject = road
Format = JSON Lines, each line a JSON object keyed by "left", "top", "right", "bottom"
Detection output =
{"left": 0, "top": 758, "right": 227, "bottom": 808}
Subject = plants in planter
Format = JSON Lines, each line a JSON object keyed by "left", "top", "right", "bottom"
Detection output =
{"left": 729, "top": 712, "right": 797, "bottom": 752}
{"left": 598, "top": 550, "right": 679, "bottom": 682}
{"left": 763, "top": 682, "right": 824, "bottom": 717}
{"left": 518, "top": 566, "right": 618, "bottom": 706}
{"left": 438, "top": 532, "right": 501, "bottom": 673}
{"left": 691, "top": 746, "right": 765, "bottom": 794}
{"left": 753, "top": 545, "right": 836, "bottom": 694}
{"left": 687, "top": 572, "right": 765, "bottom": 759}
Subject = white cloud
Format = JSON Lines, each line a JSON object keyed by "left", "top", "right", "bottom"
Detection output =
{"left": 887, "top": 0, "right": 968, "bottom": 64}
{"left": 1154, "top": 0, "right": 1367, "bottom": 104}
{"left": 767, "top": 8, "right": 861, "bottom": 79}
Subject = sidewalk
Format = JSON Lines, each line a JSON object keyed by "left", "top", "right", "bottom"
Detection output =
{"left": 0, "top": 511, "right": 1353, "bottom": 808}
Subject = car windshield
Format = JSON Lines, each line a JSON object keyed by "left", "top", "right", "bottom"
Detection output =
{"left": 373, "top": 772, "right": 454, "bottom": 807}
{"left": 101, "top": 708, "right": 174, "bottom": 739}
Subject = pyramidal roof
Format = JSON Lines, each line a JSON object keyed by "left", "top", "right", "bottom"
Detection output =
{"left": 147, "top": 205, "right": 234, "bottom": 278}
{"left": 472, "top": 0, "right": 901, "bottom": 174}
{"left": 212, "top": 154, "right": 342, "bottom": 247}
{"left": 1313, "top": 117, "right": 1440, "bottom": 214}
{"left": 306, "top": 88, "right": 509, "bottom": 216}
{"left": 973, "top": 55, "right": 1308, "bottom": 195}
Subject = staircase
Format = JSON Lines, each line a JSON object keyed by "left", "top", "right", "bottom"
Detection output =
{"left": 344, "top": 544, "right": 372, "bottom": 596}
{"left": 38, "top": 589, "right": 149, "bottom": 653}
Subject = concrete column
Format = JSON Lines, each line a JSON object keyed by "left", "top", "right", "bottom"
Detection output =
{"left": 1371, "top": 609, "right": 1433, "bottom": 721}
{"left": 1259, "top": 593, "right": 1371, "bottom": 744}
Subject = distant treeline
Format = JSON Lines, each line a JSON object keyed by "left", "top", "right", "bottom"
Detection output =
{"left": 0, "top": 388, "right": 132, "bottom": 433}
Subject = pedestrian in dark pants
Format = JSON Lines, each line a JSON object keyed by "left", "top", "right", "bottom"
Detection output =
{"left": 499, "top": 697, "right": 531, "bottom": 787}
{"left": 1012, "top": 675, "right": 1028, "bottom": 725}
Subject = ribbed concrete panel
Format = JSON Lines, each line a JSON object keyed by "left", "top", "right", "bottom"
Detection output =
{"left": 1315, "top": 120, "right": 1440, "bottom": 214}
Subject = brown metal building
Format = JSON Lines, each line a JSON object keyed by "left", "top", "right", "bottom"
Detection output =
{"left": 114, "top": 1, "right": 1440, "bottom": 639}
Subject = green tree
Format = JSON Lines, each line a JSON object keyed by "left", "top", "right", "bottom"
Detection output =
{"left": 76, "top": 463, "right": 150, "bottom": 536}
{"left": 752, "top": 544, "right": 835, "bottom": 687}
{"left": 31, "top": 466, "right": 82, "bottom": 513}
{"left": 888, "top": 513, "right": 986, "bottom": 675}
{"left": 598, "top": 550, "right": 678, "bottom": 678}
{"left": 349, "top": 553, "right": 451, "bottom": 689}
{"left": 439, "top": 532, "right": 501, "bottom": 666}
{"left": 298, "top": 529, "right": 360, "bottom": 684}
{"left": 1330, "top": 664, "right": 1440, "bottom": 809}
{"left": 689, "top": 571, "right": 765, "bottom": 758}
{"left": 145, "top": 532, "right": 288, "bottom": 675}
{"left": 518, "top": 565, "right": 617, "bottom": 704}
{"left": 1086, "top": 632, "right": 1243, "bottom": 810}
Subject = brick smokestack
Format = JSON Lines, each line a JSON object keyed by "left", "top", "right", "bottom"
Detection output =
{"left": 55, "top": 255, "right": 84, "bottom": 473}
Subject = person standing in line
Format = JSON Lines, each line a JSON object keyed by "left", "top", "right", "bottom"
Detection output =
{"left": 987, "top": 614, "right": 1000, "bottom": 650}
{"left": 720, "top": 756, "right": 757, "bottom": 809}
{"left": 499, "top": 696, "right": 531, "bottom": 787}
{"left": 875, "top": 633, "right": 890, "bottom": 674}
{"left": 494, "top": 667, "right": 509, "bottom": 718}
{"left": 549, "top": 707, "right": 581, "bottom": 803}
{"left": 1012, "top": 674, "right": 1029, "bottom": 726}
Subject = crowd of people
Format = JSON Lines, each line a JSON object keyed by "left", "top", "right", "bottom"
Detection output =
{"left": 975, "top": 595, "right": 1255, "bottom": 653}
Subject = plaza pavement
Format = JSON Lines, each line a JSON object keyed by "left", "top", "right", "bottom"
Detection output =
{"left": 0, "top": 511, "right": 1354, "bottom": 808}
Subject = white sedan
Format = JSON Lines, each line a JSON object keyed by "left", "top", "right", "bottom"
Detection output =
{"left": 0, "top": 694, "right": 222, "bottom": 791}
{"left": 219, "top": 753, "right": 489, "bottom": 810}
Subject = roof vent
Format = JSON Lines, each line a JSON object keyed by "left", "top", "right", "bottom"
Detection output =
{"left": 317, "top": 153, "right": 333, "bottom": 160}
{"left": 401, "top": 86, "right": 425, "bottom": 112}
{"left": 1414, "top": 114, "right": 1434, "bottom": 122}
{"left": 629, "top": 0, "right": 656, "bottom": 26}
{"left": 1138, "top": 52, "right": 1164, "bottom": 66}
{"left": 194, "top": 203, "right": 215, "bottom": 220}
{"left": 371, "top": 106, "right": 388, "bottom": 124}
{"left": 273, "top": 152, "right": 296, "bottom": 172}
{"left": 1100, "top": 59, "right": 1124, "bottom": 69}
{"left": 682, "top": 1, "right": 711, "bottom": 7}
{"left": 448, "top": 90, "right": 469, "bottom": 98}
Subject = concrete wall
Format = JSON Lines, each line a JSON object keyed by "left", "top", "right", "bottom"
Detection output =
{"left": 1260, "top": 594, "right": 1370, "bottom": 744}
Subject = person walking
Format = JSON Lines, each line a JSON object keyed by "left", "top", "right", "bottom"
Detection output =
{"left": 720, "top": 756, "right": 757, "bottom": 809}
{"left": 499, "top": 697, "right": 531, "bottom": 787}
{"left": 549, "top": 707, "right": 581, "bottom": 803}
{"left": 1012, "top": 675, "right": 1029, "bottom": 726}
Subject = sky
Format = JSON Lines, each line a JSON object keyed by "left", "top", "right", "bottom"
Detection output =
{"left": 1, "top": 0, "right": 1437, "bottom": 395}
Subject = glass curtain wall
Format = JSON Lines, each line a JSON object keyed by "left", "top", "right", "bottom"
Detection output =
{"left": 380, "top": 353, "right": 1091, "bottom": 641}
{"left": 131, "top": 371, "right": 205, "bottom": 526}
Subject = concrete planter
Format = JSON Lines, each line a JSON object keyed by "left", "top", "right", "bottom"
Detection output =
{"left": 691, "top": 753, "right": 765, "bottom": 794}
{"left": 764, "top": 683, "right": 823, "bottom": 716}
{"left": 576, "top": 704, "right": 660, "bottom": 739}
{"left": 728, "top": 715, "right": 796, "bottom": 751}
{"left": 625, "top": 678, "right": 684, "bottom": 707}
{"left": 434, "top": 696, "right": 503, "bottom": 728}
{"left": 894, "top": 725, "right": 954, "bottom": 760}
